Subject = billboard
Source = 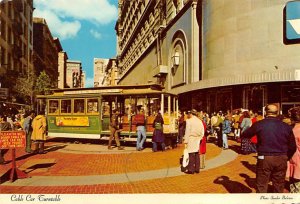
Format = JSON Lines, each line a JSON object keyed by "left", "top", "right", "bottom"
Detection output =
{"left": 285, "top": 1, "right": 300, "bottom": 43}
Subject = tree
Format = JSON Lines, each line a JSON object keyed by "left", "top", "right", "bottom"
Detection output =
{"left": 35, "top": 71, "right": 52, "bottom": 95}
{"left": 13, "top": 69, "right": 36, "bottom": 105}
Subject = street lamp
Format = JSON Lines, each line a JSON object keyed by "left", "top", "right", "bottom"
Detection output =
{"left": 172, "top": 51, "right": 180, "bottom": 67}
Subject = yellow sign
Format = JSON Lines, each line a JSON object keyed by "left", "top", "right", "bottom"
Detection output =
{"left": 56, "top": 116, "right": 89, "bottom": 127}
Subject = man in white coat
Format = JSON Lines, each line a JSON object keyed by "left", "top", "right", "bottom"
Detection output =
{"left": 184, "top": 109, "right": 204, "bottom": 174}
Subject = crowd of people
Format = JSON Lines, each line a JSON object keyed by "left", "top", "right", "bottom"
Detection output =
{"left": 178, "top": 104, "right": 300, "bottom": 193}
{"left": 0, "top": 110, "right": 48, "bottom": 165}
{"left": 1, "top": 103, "right": 299, "bottom": 193}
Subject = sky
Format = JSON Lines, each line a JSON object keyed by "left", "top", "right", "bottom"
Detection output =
{"left": 33, "top": 0, "right": 119, "bottom": 87}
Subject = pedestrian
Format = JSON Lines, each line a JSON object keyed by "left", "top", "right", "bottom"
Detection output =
{"left": 178, "top": 111, "right": 186, "bottom": 144}
{"left": 199, "top": 119, "right": 207, "bottom": 169}
{"left": 31, "top": 111, "right": 47, "bottom": 154}
{"left": 108, "top": 109, "right": 124, "bottom": 150}
{"left": 242, "top": 104, "right": 296, "bottom": 193}
{"left": 183, "top": 109, "right": 205, "bottom": 174}
{"left": 133, "top": 109, "right": 146, "bottom": 151}
{"left": 23, "top": 110, "right": 35, "bottom": 153}
{"left": 286, "top": 106, "right": 300, "bottom": 193}
{"left": 0, "top": 115, "right": 12, "bottom": 164}
{"left": 152, "top": 112, "right": 165, "bottom": 152}
{"left": 240, "top": 111, "right": 253, "bottom": 154}
{"left": 232, "top": 110, "right": 241, "bottom": 139}
{"left": 222, "top": 114, "right": 232, "bottom": 150}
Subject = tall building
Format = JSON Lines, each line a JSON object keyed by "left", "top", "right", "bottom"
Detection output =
{"left": 116, "top": 0, "right": 300, "bottom": 114}
{"left": 103, "top": 58, "right": 118, "bottom": 86}
{"left": 93, "top": 58, "right": 108, "bottom": 87}
{"left": 66, "top": 60, "right": 82, "bottom": 88}
{"left": 57, "top": 51, "right": 68, "bottom": 89}
{"left": 0, "top": 0, "right": 34, "bottom": 101}
{"left": 33, "top": 17, "right": 62, "bottom": 88}
{"left": 81, "top": 70, "right": 86, "bottom": 88}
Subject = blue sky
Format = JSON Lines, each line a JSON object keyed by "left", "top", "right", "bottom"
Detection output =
{"left": 33, "top": 0, "right": 119, "bottom": 87}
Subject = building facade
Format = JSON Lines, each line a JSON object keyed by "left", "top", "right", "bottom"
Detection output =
{"left": 0, "top": 0, "right": 34, "bottom": 101}
{"left": 66, "top": 60, "right": 82, "bottom": 88}
{"left": 57, "top": 51, "right": 68, "bottom": 89}
{"left": 81, "top": 70, "right": 86, "bottom": 88}
{"left": 33, "top": 17, "right": 62, "bottom": 89}
{"left": 116, "top": 0, "right": 300, "bottom": 114}
{"left": 103, "top": 58, "right": 118, "bottom": 86}
{"left": 93, "top": 58, "right": 109, "bottom": 87}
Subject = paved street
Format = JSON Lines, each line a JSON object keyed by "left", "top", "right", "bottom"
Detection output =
{"left": 0, "top": 137, "right": 263, "bottom": 194}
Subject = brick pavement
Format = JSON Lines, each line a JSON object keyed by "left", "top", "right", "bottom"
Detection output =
{"left": 0, "top": 139, "right": 288, "bottom": 194}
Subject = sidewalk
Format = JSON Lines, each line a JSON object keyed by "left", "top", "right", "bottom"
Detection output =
{"left": 0, "top": 138, "right": 259, "bottom": 193}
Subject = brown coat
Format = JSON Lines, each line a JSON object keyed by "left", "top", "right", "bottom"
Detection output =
{"left": 31, "top": 115, "right": 47, "bottom": 141}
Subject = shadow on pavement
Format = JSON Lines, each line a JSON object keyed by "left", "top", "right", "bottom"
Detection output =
{"left": 213, "top": 176, "right": 253, "bottom": 193}
{"left": 45, "top": 144, "right": 67, "bottom": 152}
{"left": 228, "top": 144, "right": 242, "bottom": 154}
{"left": 241, "top": 160, "right": 256, "bottom": 173}
{"left": 240, "top": 173, "right": 256, "bottom": 189}
{"left": 25, "top": 162, "right": 56, "bottom": 173}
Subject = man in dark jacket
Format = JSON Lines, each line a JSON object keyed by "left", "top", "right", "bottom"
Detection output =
{"left": 242, "top": 104, "right": 296, "bottom": 193}
{"left": 23, "top": 110, "right": 35, "bottom": 153}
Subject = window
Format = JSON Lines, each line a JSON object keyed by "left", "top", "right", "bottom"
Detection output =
{"left": 49, "top": 100, "right": 59, "bottom": 114}
{"left": 74, "top": 99, "right": 85, "bottom": 114}
{"left": 87, "top": 98, "right": 99, "bottom": 114}
{"left": 61, "top": 99, "right": 72, "bottom": 114}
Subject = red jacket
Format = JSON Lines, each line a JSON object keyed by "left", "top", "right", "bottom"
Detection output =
{"left": 199, "top": 120, "right": 207, "bottom": 154}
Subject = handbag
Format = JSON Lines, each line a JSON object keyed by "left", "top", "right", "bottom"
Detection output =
{"left": 290, "top": 181, "right": 300, "bottom": 193}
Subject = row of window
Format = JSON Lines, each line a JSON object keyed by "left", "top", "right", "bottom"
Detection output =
{"left": 48, "top": 98, "right": 99, "bottom": 115}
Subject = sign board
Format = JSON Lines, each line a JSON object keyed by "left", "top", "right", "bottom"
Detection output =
{"left": 56, "top": 116, "right": 90, "bottom": 127}
{"left": 286, "top": 1, "right": 300, "bottom": 40}
{"left": 0, "top": 131, "right": 26, "bottom": 148}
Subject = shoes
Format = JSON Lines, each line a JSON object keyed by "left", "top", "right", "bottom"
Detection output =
{"left": 26, "top": 150, "right": 33, "bottom": 153}
{"left": 184, "top": 171, "right": 194, "bottom": 174}
{"left": 195, "top": 171, "right": 200, "bottom": 174}
{"left": 118, "top": 146, "right": 124, "bottom": 150}
{"left": 108, "top": 146, "right": 113, "bottom": 150}
{"left": 38, "top": 151, "right": 47, "bottom": 154}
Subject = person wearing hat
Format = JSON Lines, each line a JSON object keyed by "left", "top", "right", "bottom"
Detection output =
{"left": 242, "top": 103, "right": 296, "bottom": 193}
{"left": 183, "top": 109, "right": 204, "bottom": 174}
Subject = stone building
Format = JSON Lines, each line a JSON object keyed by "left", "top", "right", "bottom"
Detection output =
{"left": 94, "top": 58, "right": 109, "bottom": 87}
{"left": 103, "top": 58, "right": 118, "bottom": 86}
{"left": 57, "top": 51, "right": 68, "bottom": 89}
{"left": 66, "top": 60, "right": 82, "bottom": 88}
{"left": 116, "top": 0, "right": 300, "bottom": 114}
{"left": 33, "top": 17, "right": 62, "bottom": 89}
{"left": 0, "top": 0, "right": 34, "bottom": 102}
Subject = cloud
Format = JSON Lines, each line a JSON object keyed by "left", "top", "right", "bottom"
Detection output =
{"left": 90, "top": 29, "right": 102, "bottom": 39}
{"left": 33, "top": 0, "right": 117, "bottom": 40}
{"left": 34, "top": 9, "right": 81, "bottom": 40}
{"left": 85, "top": 77, "right": 95, "bottom": 88}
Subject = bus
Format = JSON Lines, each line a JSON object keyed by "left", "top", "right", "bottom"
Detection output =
{"left": 36, "top": 84, "right": 179, "bottom": 145}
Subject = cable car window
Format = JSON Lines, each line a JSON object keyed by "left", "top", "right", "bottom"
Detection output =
{"left": 87, "top": 98, "right": 99, "bottom": 114}
{"left": 49, "top": 100, "right": 59, "bottom": 114}
{"left": 74, "top": 99, "right": 85, "bottom": 114}
{"left": 61, "top": 99, "right": 72, "bottom": 114}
